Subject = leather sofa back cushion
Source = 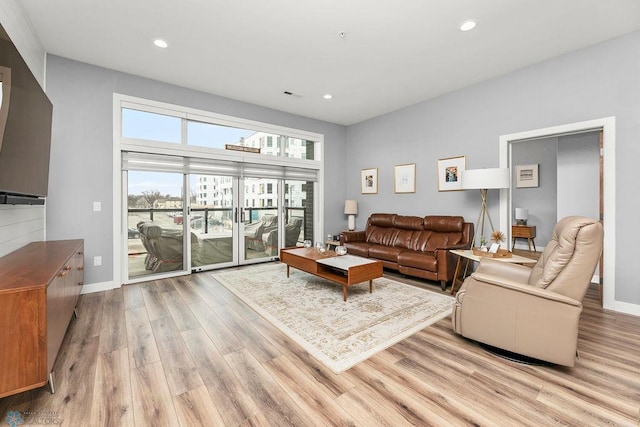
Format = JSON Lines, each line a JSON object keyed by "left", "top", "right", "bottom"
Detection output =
{"left": 424, "top": 216, "right": 464, "bottom": 232}
{"left": 392, "top": 215, "right": 424, "bottom": 230}
{"left": 366, "top": 225, "right": 399, "bottom": 246}
{"left": 365, "top": 213, "right": 466, "bottom": 252}
{"left": 369, "top": 213, "right": 396, "bottom": 227}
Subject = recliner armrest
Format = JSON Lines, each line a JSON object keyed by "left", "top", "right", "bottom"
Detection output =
{"left": 468, "top": 272, "right": 582, "bottom": 307}
{"left": 475, "top": 258, "right": 532, "bottom": 283}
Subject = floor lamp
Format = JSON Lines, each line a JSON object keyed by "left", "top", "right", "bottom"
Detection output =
{"left": 461, "top": 168, "right": 510, "bottom": 246}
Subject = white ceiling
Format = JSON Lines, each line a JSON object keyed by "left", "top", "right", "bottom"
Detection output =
{"left": 19, "top": 0, "right": 640, "bottom": 125}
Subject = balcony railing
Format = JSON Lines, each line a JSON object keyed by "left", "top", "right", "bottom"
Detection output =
{"left": 128, "top": 206, "right": 310, "bottom": 241}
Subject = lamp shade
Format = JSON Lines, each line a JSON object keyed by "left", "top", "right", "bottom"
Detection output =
{"left": 515, "top": 208, "right": 528, "bottom": 220}
{"left": 461, "top": 168, "right": 510, "bottom": 190}
{"left": 344, "top": 200, "right": 358, "bottom": 215}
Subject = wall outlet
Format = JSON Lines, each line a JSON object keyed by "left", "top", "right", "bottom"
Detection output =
{"left": 93, "top": 256, "right": 102, "bottom": 266}
{"left": 93, "top": 201, "right": 101, "bottom": 211}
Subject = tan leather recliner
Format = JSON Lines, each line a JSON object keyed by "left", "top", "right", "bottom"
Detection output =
{"left": 452, "top": 216, "right": 603, "bottom": 366}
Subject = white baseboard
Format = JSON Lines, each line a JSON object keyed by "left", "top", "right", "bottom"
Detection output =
{"left": 608, "top": 300, "right": 640, "bottom": 317}
{"left": 81, "top": 280, "right": 119, "bottom": 294}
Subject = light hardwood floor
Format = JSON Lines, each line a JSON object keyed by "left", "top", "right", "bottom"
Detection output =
{"left": 1, "top": 265, "right": 639, "bottom": 426}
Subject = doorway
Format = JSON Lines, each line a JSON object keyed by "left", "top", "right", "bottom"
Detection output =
{"left": 499, "top": 117, "right": 616, "bottom": 310}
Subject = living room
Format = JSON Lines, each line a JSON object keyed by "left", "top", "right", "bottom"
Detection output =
{"left": 1, "top": 1, "right": 640, "bottom": 425}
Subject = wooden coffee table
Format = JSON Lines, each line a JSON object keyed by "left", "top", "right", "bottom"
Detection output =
{"left": 280, "top": 247, "right": 383, "bottom": 301}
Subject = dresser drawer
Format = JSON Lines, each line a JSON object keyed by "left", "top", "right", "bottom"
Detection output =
{"left": 512, "top": 225, "right": 536, "bottom": 238}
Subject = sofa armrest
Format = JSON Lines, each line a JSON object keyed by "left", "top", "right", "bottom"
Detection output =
{"left": 435, "top": 244, "right": 471, "bottom": 282}
{"left": 341, "top": 230, "right": 366, "bottom": 244}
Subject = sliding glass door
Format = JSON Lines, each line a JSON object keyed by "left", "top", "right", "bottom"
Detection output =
{"left": 240, "top": 177, "right": 280, "bottom": 263}
{"left": 125, "top": 171, "right": 313, "bottom": 281}
{"left": 126, "top": 171, "right": 187, "bottom": 280}
{"left": 189, "top": 174, "right": 236, "bottom": 271}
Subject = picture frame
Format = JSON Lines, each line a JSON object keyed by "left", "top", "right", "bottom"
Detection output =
{"left": 361, "top": 167, "right": 378, "bottom": 194}
{"left": 437, "top": 155, "right": 466, "bottom": 191}
{"left": 515, "top": 164, "right": 539, "bottom": 188}
{"left": 394, "top": 163, "right": 416, "bottom": 193}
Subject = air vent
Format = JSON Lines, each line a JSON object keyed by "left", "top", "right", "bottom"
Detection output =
{"left": 283, "top": 91, "right": 302, "bottom": 98}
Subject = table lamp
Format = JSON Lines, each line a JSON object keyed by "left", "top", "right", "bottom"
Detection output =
{"left": 461, "top": 168, "right": 510, "bottom": 246}
{"left": 515, "top": 208, "right": 528, "bottom": 225}
{"left": 344, "top": 200, "right": 358, "bottom": 231}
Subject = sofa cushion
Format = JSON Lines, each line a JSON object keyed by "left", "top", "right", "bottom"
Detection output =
{"left": 392, "top": 215, "right": 424, "bottom": 230}
{"left": 391, "top": 228, "right": 419, "bottom": 249}
{"left": 366, "top": 225, "right": 399, "bottom": 246}
{"left": 343, "top": 242, "right": 374, "bottom": 257}
{"left": 369, "top": 245, "right": 404, "bottom": 262}
{"left": 424, "top": 216, "right": 464, "bottom": 232}
{"left": 397, "top": 251, "right": 438, "bottom": 271}
{"left": 369, "top": 213, "right": 396, "bottom": 227}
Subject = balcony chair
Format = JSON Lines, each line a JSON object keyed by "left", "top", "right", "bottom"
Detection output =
{"left": 451, "top": 216, "right": 603, "bottom": 366}
{"left": 244, "top": 214, "right": 278, "bottom": 252}
{"left": 137, "top": 221, "right": 199, "bottom": 272}
{"left": 262, "top": 217, "right": 303, "bottom": 256}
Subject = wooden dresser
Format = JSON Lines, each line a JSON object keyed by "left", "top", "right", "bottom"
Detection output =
{"left": 0, "top": 239, "right": 84, "bottom": 398}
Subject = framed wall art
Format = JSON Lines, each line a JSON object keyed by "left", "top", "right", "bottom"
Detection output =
{"left": 437, "top": 155, "right": 466, "bottom": 191}
{"left": 361, "top": 167, "right": 378, "bottom": 194}
{"left": 394, "top": 163, "right": 416, "bottom": 193}
{"left": 515, "top": 164, "right": 539, "bottom": 188}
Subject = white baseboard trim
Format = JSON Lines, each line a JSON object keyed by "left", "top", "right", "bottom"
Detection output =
{"left": 608, "top": 300, "right": 640, "bottom": 317}
{"left": 81, "top": 280, "right": 119, "bottom": 294}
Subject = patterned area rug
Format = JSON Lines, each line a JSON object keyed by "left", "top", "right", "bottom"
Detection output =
{"left": 212, "top": 263, "right": 455, "bottom": 373}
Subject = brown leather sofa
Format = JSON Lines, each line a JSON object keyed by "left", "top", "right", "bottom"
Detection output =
{"left": 341, "top": 213, "right": 473, "bottom": 290}
{"left": 451, "top": 216, "right": 603, "bottom": 366}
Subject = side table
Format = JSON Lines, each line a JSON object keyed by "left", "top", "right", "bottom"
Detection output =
{"left": 325, "top": 239, "right": 341, "bottom": 250}
{"left": 449, "top": 249, "right": 538, "bottom": 295}
{"left": 512, "top": 225, "right": 536, "bottom": 251}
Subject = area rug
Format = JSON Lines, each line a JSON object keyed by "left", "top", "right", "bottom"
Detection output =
{"left": 211, "top": 263, "right": 455, "bottom": 373}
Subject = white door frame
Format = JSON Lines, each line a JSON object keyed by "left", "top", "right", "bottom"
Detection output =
{"left": 499, "top": 117, "right": 619, "bottom": 312}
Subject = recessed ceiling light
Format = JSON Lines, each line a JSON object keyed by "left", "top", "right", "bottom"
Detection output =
{"left": 459, "top": 20, "right": 477, "bottom": 32}
{"left": 323, "top": 94, "right": 333, "bottom": 100}
{"left": 153, "top": 39, "right": 168, "bottom": 48}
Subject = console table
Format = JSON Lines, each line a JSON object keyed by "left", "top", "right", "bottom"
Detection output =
{"left": 0, "top": 240, "right": 84, "bottom": 398}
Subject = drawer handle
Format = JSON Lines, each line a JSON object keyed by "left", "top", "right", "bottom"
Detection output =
{"left": 78, "top": 266, "right": 84, "bottom": 271}
{"left": 64, "top": 265, "right": 72, "bottom": 271}
{"left": 58, "top": 270, "right": 68, "bottom": 278}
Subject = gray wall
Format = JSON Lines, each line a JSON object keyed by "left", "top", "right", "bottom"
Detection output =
{"left": 557, "top": 132, "right": 600, "bottom": 222}
{"left": 511, "top": 137, "right": 557, "bottom": 247}
{"left": 347, "top": 30, "right": 640, "bottom": 305}
{"left": 45, "top": 56, "right": 347, "bottom": 286}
